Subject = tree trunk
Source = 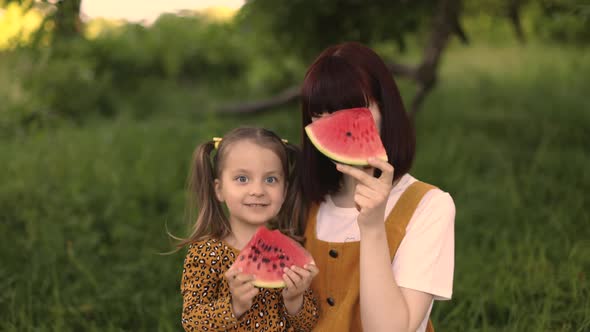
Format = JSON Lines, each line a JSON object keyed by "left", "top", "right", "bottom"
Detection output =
{"left": 54, "top": 0, "right": 83, "bottom": 42}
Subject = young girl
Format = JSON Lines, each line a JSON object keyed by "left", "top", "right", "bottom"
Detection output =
{"left": 179, "top": 127, "right": 319, "bottom": 332}
{"left": 299, "top": 42, "right": 455, "bottom": 332}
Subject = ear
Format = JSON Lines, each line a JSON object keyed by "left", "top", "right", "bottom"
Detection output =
{"left": 214, "top": 178, "right": 224, "bottom": 202}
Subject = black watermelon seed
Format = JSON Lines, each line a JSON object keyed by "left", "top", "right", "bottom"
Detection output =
{"left": 262, "top": 258, "right": 270, "bottom": 263}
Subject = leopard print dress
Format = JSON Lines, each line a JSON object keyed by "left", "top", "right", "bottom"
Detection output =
{"left": 181, "top": 239, "right": 319, "bottom": 331}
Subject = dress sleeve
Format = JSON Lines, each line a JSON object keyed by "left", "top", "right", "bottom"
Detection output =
{"left": 392, "top": 190, "right": 455, "bottom": 300}
{"left": 180, "top": 243, "right": 239, "bottom": 331}
{"left": 283, "top": 288, "right": 320, "bottom": 332}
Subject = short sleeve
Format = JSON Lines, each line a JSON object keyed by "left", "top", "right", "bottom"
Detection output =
{"left": 392, "top": 189, "right": 455, "bottom": 300}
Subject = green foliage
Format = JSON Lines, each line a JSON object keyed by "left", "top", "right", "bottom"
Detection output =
{"left": 0, "top": 14, "right": 268, "bottom": 131}
{"left": 3, "top": 4, "right": 589, "bottom": 133}
{"left": 238, "top": 0, "right": 431, "bottom": 60}
{"left": 1, "top": 44, "right": 589, "bottom": 331}
{"left": 531, "top": 0, "right": 590, "bottom": 44}
{"left": 416, "top": 44, "right": 590, "bottom": 330}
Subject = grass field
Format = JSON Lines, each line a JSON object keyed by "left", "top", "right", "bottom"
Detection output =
{"left": 1, "top": 43, "right": 589, "bottom": 331}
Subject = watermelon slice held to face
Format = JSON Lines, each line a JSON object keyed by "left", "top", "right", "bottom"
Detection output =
{"left": 231, "top": 227, "right": 313, "bottom": 288}
{"left": 305, "top": 107, "right": 388, "bottom": 166}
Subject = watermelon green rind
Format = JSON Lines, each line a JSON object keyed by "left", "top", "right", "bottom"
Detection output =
{"left": 253, "top": 279, "right": 286, "bottom": 288}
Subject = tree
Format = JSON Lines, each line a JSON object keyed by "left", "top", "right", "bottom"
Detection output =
{"left": 1, "top": 0, "right": 83, "bottom": 46}
{"left": 219, "top": 0, "right": 532, "bottom": 117}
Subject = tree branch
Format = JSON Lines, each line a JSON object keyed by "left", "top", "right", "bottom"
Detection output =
{"left": 508, "top": 0, "right": 526, "bottom": 43}
{"left": 409, "top": 0, "right": 461, "bottom": 117}
{"left": 451, "top": 11, "right": 469, "bottom": 44}
{"left": 387, "top": 61, "right": 418, "bottom": 80}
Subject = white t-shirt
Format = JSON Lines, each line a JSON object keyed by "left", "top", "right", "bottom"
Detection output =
{"left": 314, "top": 173, "right": 455, "bottom": 332}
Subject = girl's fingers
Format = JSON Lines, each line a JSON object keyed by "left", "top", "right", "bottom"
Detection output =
{"left": 233, "top": 279, "right": 257, "bottom": 297}
{"left": 355, "top": 183, "right": 380, "bottom": 199}
{"left": 234, "top": 274, "right": 255, "bottom": 284}
{"left": 235, "top": 288, "right": 258, "bottom": 305}
{"left": 354, "top": 194, "right": 374, "bottom": 210}
{"left": 336, "top": 159, "right": 395, "bottom": 187}
{"left": 245, "top": 286, "right": 259, "bottom": 299}
{"left": 367, "top": 157, "right": 395, "bottom": 184}
{"left": 289, "top": 266, "right": 310, "bottom": 279}
{"left": 355, "top": 184, "right": 389, "bottom": 208}
{"left": 282, "top": 272, "right": 295, "bottom": 290}
{"left": 304, "top": 264, "right": 319, "bottom": 277}
{"left": 227, "top": 272, "right": 255, "bottom": 289}
{"left": 283, "top": 267, "right": 302, "bottom": 287}
{"left": 224, "top": 268, "right": 241, "bottom": 280}
{"left": 335, "top": 163, "right": 377, "bottom": 185}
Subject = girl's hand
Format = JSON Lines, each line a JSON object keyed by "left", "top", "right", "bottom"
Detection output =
{"left": 281, "top": 263, "right": 319, "bottom": 314}
{"left": 335, "top": 157, "right": 394, "bottom": 230}
{"left": 224, "top": 268, "right": 259, "bottom": 318}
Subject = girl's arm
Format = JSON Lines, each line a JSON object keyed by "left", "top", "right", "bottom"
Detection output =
{"left": 283, "top": 289, "right": 320, "bottom": 332}
{"left": 336, "top": 159, "right": 450, "bottom": 331}
{"left": 181, "top": 244, "right": 250, "bottom": 331}
{"left": 359, "top": 225, "right": 433, "bottom": 331}
{"left": 282, "top": 265, "right": 320, "bottom": 331}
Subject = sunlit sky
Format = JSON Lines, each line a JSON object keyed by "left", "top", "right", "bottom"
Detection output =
{"left": 80, "top": 0, "right": 245, "bottom": 23}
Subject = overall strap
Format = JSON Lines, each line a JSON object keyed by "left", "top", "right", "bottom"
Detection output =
{"left": 385, "top": 181, "right": 437, "bottom": 262}
{"left": 304, "top": 202, "right": 320, "bottom": 241}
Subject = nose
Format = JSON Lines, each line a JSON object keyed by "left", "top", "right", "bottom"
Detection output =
{"left": 249, "top": 181, "right": 265, "bottom": 197}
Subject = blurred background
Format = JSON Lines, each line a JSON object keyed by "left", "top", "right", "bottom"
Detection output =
{"left": 0, "top": 0, "right": 589, "bottom": 331}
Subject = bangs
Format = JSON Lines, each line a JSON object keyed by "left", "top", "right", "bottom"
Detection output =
{"left": 301, "top": 55, "right": 375, "bottom": 118}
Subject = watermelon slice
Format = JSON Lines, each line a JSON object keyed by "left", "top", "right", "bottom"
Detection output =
{"left": 230, "top": 227, "right": 313, "bottom": 288}
{"left": 305, "top": 107, "right": 388, "bottom": 166}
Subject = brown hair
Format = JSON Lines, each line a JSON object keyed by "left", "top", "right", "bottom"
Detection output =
{"left": 300, "top": 42, "right": 415, "bottom": 203}
{"left": 176, "top": 127, "right": 304, "bottom": 247}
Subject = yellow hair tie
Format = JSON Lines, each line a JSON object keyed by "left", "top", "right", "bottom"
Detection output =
{"left": 212, "top": 137, "right": 288, "bottom": 150}
{"left": 212, "top": 137, "right": 222, "bottom": 149}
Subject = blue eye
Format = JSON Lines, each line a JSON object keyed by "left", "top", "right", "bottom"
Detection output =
{"left": 265, "top": 176, "right": 278, "bottom": 184}
{"left": 235, "top": 176, "right": 248, "bottom": 183}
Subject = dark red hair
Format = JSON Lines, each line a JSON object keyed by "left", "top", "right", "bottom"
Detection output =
{"left": 300, "top": 42, "right": 415, "bottom": 203}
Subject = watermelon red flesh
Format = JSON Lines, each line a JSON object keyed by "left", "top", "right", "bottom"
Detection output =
{"left": 304, "top": 107, "right": 388, "bottom": 166}
{"left": 231, "top": 227, "right": 313, "bottom": 288}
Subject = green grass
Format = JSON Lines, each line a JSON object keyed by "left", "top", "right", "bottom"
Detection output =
{"left": 1, "top": 43, "right": 589, "bottom": 331}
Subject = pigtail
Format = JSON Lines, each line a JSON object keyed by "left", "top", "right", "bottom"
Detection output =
{"left": 177, "top": 141, "right": 230, "bottom": 248}
{"left": 276, "top": 142, "right": 306, "bottom": 244}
